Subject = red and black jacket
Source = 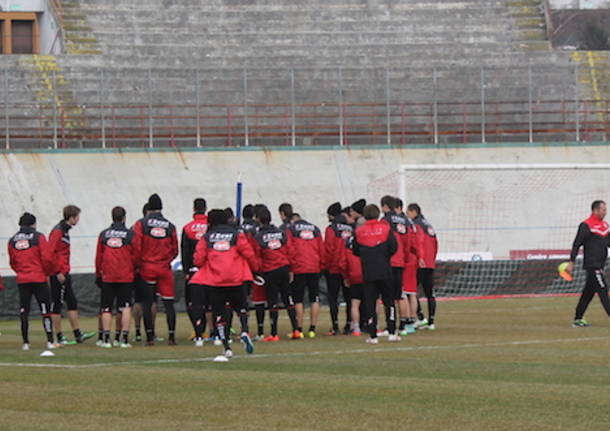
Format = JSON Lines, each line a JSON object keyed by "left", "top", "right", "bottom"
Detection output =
{"left": 190, "top": 224, "right": 260, "bottom": 287}
{"left": 132, "top": 212, "right": 179, "bottom": 267}
{"left": 253, "top": 224, "right": 292, "bottom": 273}
{"left": 412, "top": 214, "right": 438, "bottom": 268}
{"left": 353, "top": 219, "right": 397, "bottom": 282}
{"left": 340, "top": 236, "right": 363, "bottom": 286}
{"left": 95, "top": 222, "right": 138, "bottom": 283}
{"left": 8, "top": 227, "right": 53, "bottom": 284}
{"left": 382, "top": 212, "right": 409, "bottom": 268}
{"left": 324, "top": 215, "right": 353, "bottom": 275}
{"left": 48, "top": 220, "right": 72, "bottom": 275}
{"left": 181, "top": 213, "right": 208, "bottom": 277}
{"left": 287, "top": 219, "right": 325, "bottom": 274}
{"left": 570, "top": 214, "right": 610, "bottom": 269}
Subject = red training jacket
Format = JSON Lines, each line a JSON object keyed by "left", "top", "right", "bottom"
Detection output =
{"left": 412, "top": 214, "right": 438, "bottom": 268}
{"left": 287, "top": 219, "right": 325, "bottom": 274}
{"left": 132, "top": 212, "right": 178, "bottom": 267}
{"left": 190, "top": 224, "right": 259, "bottom": 287}
{"left": 253, "top": 224, "right": 292, "bottom": 273}
{"left": 8, "top": 227, "right": 54, "bottom": 284}
{"left": 95, "top": 222, "right": 138, "bottom": 283}
{"left": 181, "top": 213, "right": 209, "bottom": 275}
{"left": 323, "top": 217, "right": 353, "bottom": 274}
{"left": 48, "top": 220, "right": 72, "bottom": 275}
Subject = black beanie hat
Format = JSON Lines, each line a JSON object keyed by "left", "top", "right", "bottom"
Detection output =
{"left": 350, "top": 199, "right": 366, "bottom": 215}
{"left": 19, "top": 212, "right": 36, "bottom": 227}
{"left": 208, "top": 209, "right": 229, "bottom": 226}
{"left": 148, "top": 193, "right": 163, "bottom": 211}
{"left": 327, "top": 202, "right": 342, "bottom": 217}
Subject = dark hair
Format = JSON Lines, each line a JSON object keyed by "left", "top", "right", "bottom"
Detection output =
{"left": 19, "top": 212, "right": 36, "bottom": 227}
{"left": 224, "top": 207, "right": 234, "bottom": 217}
{"left": 407, "top": 203, "right": 421, "bottom": 216}
{"left": 380, "top": 195, "right": 397, "bottom": 210}
{"left": 193, "top": 198, "right": 207, "bottom": 214}
{"left": 112, "top": 206, "right": 126, "bottom": 223}
{"left": 242, "top": 204, "right": 254, "bottom": 219}
{"left": 290, "top": 213, "right": 301, "bottom": 222}
{"left": 208, "top": 209, "right": 229, "bottom": 226}
{"left": 142, "top": 203, "right": 149, "bottom": 217}
{"left": 363, "top": 204, "right": 380, "bottom": 220}
{"left": 279, "top": 203, "right": 293, "bottom": 218}
{"left": 63, "top": 205, "right": 81, "bottom": 221}
{"left": 592, "top": 200, "right": 606, "bottom": 211}
{"left": 396, "top": 198, "right": 403, "bottom": 209}
{"left": 253, "top": 204, "right": 268, "bottom": 219}
{"left": 258, "top": 208, "right": 271, "bottom": 225}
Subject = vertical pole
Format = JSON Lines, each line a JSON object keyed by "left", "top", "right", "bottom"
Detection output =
{"left": 386, "top": 67, "right": 391, "bottom": 146}
{"left": 243, "top": 68, "right": 249, "bottom": 147}
{"left": 148, "top": 68, "right": 153, "bottom": 148}
{"left": 4, "top": 69, "right": 9, "bottom": 150}
{"left": 575, "top": 65, "right": 580, "bottom": 142}
{"left": 290, "top": 69, "right": 296, "bottom": 147}
{"left": 480, "top": 66, "right": 486, "bottom": 144}
{"left": 100, "top": 69, "right": 106, "bottom": 149}
{"left": 433, "top": 67, "right": 438, "bottom": 145}
{"left": 398, "top": 167, "right": 407, "bottom": 209}
{"left": 52, "top": 70, "right": 58, "bottom": 149}
{"left": 338, "top": 67, "right": 344, "bottom": 146}
{"left": 527, "top": 62, "right": 534, "bottom": 144}
{"left": 195, "top": 69, "right": 201, "bottom": 148}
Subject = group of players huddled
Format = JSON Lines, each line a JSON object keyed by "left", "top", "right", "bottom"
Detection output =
{"left": 3, "top": 192, "right": 438, "bottom": 359}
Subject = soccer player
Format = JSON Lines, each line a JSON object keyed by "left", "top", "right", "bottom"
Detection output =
{"left": 181, "top": 198, "right": 210, "bottom": 338}
{"left": 95, "top": 206, "right": 138, "bottom": 348}
{"left": 353, "top": 204, "right": 399, "bottom": 344}
{"left": 241, "top": 204, "right": 266, "bottom": 340}
{"left": 132, "top": 203, "right": 152, "bottom": 342}
{"left": 8, "top": 213, "right": 59, "bottom": 350}
{"left": 48, "top": 205, "right": 95, "bottom": 345}
{"left": 132, "top": 194, "right": 179, "bottom": 345}
{"left": 287, "top": 213, "right": 325, "bottom": 338}
{"left": 567, "top": 200, "right": 610, "bottom": 327}
{"left": 408, "top": 203, "right": 439, "bottom": 330}
{"left": 278, "top": 203, "right": 293, "bottom": 231}
{"left": 380, "top": 195, "right": 408, "bottom": 337}
{"left": 340, "top": 233, "right": 363, "bottom": 336}
{"left": 189, "top": 209, "right": 259, "bottom": 358}
{"left": 252, "top": 207, "right": 300, "bottom": 340}
{"left": 350, "top": 199, "right": 366, "bottom": 227}
{"left": 324, "top": 202, "right": 353, "bottom": 335}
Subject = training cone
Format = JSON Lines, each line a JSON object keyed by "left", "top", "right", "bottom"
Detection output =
{"left": 213, "top": 355, "right": 229, "bottom": 363}
{"left": 558, "top": 261, "right": 573, "bottom": 281}
{"left": 40, "top": 350, "right": 55, "bottom": 357}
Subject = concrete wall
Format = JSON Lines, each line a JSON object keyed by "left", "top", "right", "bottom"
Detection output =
{"left": 550, "top": 0, "right": 610, "bottom": 8}
{"left": 1, "top": 143, "right": 609, "bottom": 276}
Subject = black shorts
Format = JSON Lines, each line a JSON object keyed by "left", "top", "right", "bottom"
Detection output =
{"left": 134, "top": 275, "right": 158, "bottom": 304}
{"left": 50, "top": 274, "right": 78, "bottom": 314}
{"left": 292, "top": 273, "right": 320, "bottom": 304}
{"left": 349, "top": 283, "right": 364, "bottom": 301}
{"left": 206, "top": 285, "right": 249, "bottom": 318}
{"left": 19, "top": 282, "right": 51, "bottom": 315}
{"left": 391, "top": 267, "right": 404, "bottom": 300}
{"left": 101, "top": 282, "right": 133, "bottom": 312}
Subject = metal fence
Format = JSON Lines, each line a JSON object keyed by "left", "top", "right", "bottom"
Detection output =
{"left": 0, "top": 64, "right": 607, "bottom": 149}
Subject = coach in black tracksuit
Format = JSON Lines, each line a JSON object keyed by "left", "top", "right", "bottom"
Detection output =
{"left": 568, "top": 200, "right": 610, "bottom": 325}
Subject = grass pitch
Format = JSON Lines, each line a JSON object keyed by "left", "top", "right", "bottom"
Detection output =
{"left": 0, "top": 296, "right": 609, "bottom": 430}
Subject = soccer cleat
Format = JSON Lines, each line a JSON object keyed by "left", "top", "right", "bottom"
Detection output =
{"left": 399, "top": 328, "right": 410, "bottom": 336}
{"left": 76, "top": 332, "right": 96, "bottom": 343}
{"left": 376, "top": 330, "right": 389, "bottom": 337}
{"left": 47, "top": 342, "right": 62, "bottom": 349}
{"left": 252, "top": 334, "right": 264, "bottom": 342}
{"left": 145, "top": 340, "right": 155, "bottom": 347}
{"left": 119, "top": 342, "right": 133, "bottom": 348}
{"left": 95, "top": 339, "right": 104, "bottom": 347}
{"left": 388, "top": 334, "right": 402, "bottom": 342}
{"left": 224, "top": 348, "right": 233, "bottom": 359}
{"left": 352, "top": 331, "right": 362, "bottom": 337}
{"left": 414, "top": 318, "right": 428, "bottom": 329}
{"left": 100, "top": 342, "right": 112, "bottom": 349}
{"left": 168, "top": 339, "right": 177, "bottom": 346}
{"left": 290, "top": 330, "right": 303, "bottom": 340}
{"left": 113, "top": 340, "right": 120, "bottom": 347}
{"left": 263, "top": 335, "right": 280, "bottom": 342}
{"left": 365, "top": 337, "right": 379, "bottom": 345}
{"left": 428, "top": 324, "right": 436, "bottom": 331}
{"left": 213, "top": 337, "right": 223, "bottom": 346}
{"left": 572, "top": 319, "right": 590, "bottom": 328}
{"left": 134, "top": 334, "right": 142, "bottom": 342}
{"left": 21, "top": 343, "right": 30, "bottom": 351}
{"left": 241, "top": 333, "right": 254, "bottom": 354}
{"left": 326, "top": 329, "right": 338, "bottom": 336}
{"left": 194, "top": 338, "right": 204, "bottom": 347}
{"left": 154, "top": 336, "right": 165, "bottom": 342}
{"left": 342, "top": 325, "right": 351, "bottom": 335}
{"left": 307, "top": 330, "right": 316, "bottom": 339}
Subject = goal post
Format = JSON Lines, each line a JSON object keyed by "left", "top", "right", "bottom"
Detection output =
{"left": 368, "top": 163, "right": 610, "bottom": 298}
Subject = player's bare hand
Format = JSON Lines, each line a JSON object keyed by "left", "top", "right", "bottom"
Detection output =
{"left": 57, "top": 273, "right": 66, "bottom": 284}
{"left": 289, "top": 272, "right": 294, "bottom": 283}
{"left": 567, "top": 262, "right": 575, "bottom": 274}
{"left": 418, "top": 258, "right": 426, "bottom": 268}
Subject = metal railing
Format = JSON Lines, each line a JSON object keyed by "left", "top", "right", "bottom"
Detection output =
{"left": 0, "top": 64, "right": 606, "bottom": 149}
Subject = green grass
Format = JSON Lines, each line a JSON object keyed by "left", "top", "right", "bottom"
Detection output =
{"left": 1, "top": 297, "right": 609, "bottom": 430}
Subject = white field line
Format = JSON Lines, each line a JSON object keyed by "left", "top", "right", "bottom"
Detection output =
{"left": 0, "top": 336, "right": 609, "bottom": 369}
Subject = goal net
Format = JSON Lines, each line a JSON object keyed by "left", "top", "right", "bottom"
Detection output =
{"left": 367, "top": 164, "right": 610, "bottom": 298}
